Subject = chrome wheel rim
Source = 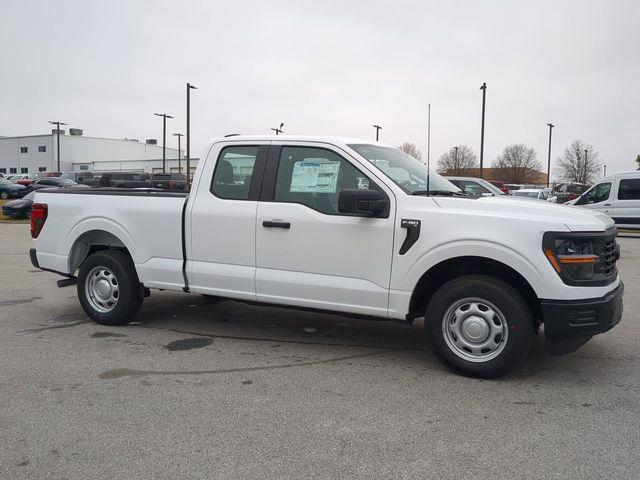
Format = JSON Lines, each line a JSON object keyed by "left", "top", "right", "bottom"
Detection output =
{"left": 442, "top": 297, "right": 508, "bottom": 363}
{"left": 85, "top": 266, "right": 119, "bottom": 313}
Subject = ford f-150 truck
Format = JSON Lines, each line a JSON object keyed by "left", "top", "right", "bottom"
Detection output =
{"left": 29, "top": 136, "right": 624, "bottom": 377}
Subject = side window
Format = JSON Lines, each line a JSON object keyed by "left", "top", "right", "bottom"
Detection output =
{"left": 211, "top": 146, "right": 258, "bottom": 200}
{"left": 456, "top": 180, "right": 490, "bottom": 196}
{"left": 576, "top": 183, "right": 611, "bottom": 205}
{"left": 618, "top": 179, "right": 640, "bottom": 200}
{"left": 274, "top": 146, "right": 378, "bottom": 215}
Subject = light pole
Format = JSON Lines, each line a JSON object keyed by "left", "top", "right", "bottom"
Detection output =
{"left": 603, "top": 165, "right": 607, "bottom": 177}
{"left": 48, "top": 120, "right": 67, "bottom": 172}
{"left": 373, "top": 124, "right": 382, "bottom": 141}
{"left": 154, "top": 113, "right": 174, "bottom": 173}
{"left": 453, "top": 146, "right": 459, "bottom": 170}
{"left": 173, "top": 133, "right": 184, "bottom": 174}
{"left": 271, "top": 123, "right": 284, "bottom": 135}
{"left": 584, "top": 148, "right": 589, "bottom": 184}
{"left": 186, "top": 82, "right": 197, "bottom": 186}
{"left": 546, "top": 123, "right": 554, "bottom": 187}
{"left": 479, "top": 82, "right": 487, "bottom": 179}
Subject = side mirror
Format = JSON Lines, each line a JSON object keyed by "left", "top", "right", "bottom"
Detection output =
{"left": 338, "top": 189, "right": 388, "bottom": 217}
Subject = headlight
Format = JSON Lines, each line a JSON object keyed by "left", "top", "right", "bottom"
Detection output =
{"left": 544, "top": 238, "right": 598, "bottom": 281}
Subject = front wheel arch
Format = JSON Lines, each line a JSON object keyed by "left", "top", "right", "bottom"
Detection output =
{"left": 408, "top": 256, "right": 541, "bottom": 331}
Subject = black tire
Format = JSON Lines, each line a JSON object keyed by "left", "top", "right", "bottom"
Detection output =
{"left": 77, "top": 250, "right": 143, "bottom": 325}
{"left": 426, "top": 274, "right": 534, "bottom": 379}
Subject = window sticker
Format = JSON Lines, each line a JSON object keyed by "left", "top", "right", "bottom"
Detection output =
{"left": 290, "top": 160, "right": 340, "bottom": 193}
{"left": 357, "top": 177, "right": 369, "bottom": 190}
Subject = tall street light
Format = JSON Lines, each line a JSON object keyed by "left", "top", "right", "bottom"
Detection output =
{"left": 271, "top": 123, "right": 284, "bottom": 135}
{"left": 603, "top": 165, "right": 607, "bottom": 177}
{"left": 453, "top": 146, "right": 459, "bottom": 169}
{"left": 48, "top": 120, "right": 67, "bottom": 172}
{"left": 546, "top": 123, "right": 554, "bottom": 187}
{"left": 479, "top": 82, "right": 487, "bottom": 179}
{"left": 373, "top": 124, "right": 382, "bottom": 141}
{"left": 173, "top": 133, "right": 184, "bottom": 174}
{"left": 584, "top": 148, "right": 589, "bottom": 183}
{"left": 186, "top": 83, "right": 197, "bottom": 186}
{"left": 154, "top": 113, "right": 174, "bottom": 173}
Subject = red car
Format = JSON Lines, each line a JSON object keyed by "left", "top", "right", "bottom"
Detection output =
{"left": 489, "top": 180, "right": 509, "bottom": 194}
{"left": 16, "top": 174, "right": 42, "bottom": 186}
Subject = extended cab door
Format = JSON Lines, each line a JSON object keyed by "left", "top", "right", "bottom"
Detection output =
{"left": 255, "top": 143, "right": 396, "bottom": 317}
{"left": 612, "top": 178, "right": 640, "bottom": 228}
{"left": 573, "top": 182, "right": 613, "bottom": 215}
{"left": 186, "top": 142, "right": 269, "bottom": 300}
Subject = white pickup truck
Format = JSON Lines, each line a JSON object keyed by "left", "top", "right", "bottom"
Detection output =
{"left": 29, "top": 136, "right": 624, "bottom": 377}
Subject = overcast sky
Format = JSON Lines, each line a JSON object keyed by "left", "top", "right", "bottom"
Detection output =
{"left": 1, "top": 0, "right": 638, "bottom": 178}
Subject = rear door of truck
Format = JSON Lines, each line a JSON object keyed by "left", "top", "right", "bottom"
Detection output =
{"left": 186, "top": 141, "right": 269, "bottom": 300}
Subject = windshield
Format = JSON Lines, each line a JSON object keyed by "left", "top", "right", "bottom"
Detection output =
{"left": 59, "top": 178, "right": 76, "bottom": 186}
{"left": 513, "top": 191, "right": 540, "bottom": 198}
{"left": 0, "top": 178, "right": 12, "bottom": 186}
{"left": 348, "top": 144, "right": 460, "bottom": 195}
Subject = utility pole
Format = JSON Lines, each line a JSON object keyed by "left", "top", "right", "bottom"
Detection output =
{"left": 453, "top": 146, "right": 459, "bottom": 169}
{"left": 154, "top": 113, "right": 174, "bottom": 173}
{"left": 426, "top": 103, "right": 431, "bottom": 195}
{"left": 546, "top": 123, "right": 554, "bottom": 187}
{"left": 373, "top": 124, "right": 382, "bottom": 141}
{"left": 186, "top": 82, "right": 197, "bottom": 186}
{"left": 173, "top": 133, "right": 184, "bottom": 174}
{"left": 271, "top": 123, "right": 284, "bottom": 135}
{"left": 479, "top": 82, "right": 487, "bottom": 179}
{"left": 48, "top": 120, "right": 67, "bottom": 172}
{"left": 584, "top": 148, "right": 589, "bottom": 184}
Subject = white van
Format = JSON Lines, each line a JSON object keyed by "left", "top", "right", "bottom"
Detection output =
{"left": 568, "top": 172, "right": 640, "bottom": 229}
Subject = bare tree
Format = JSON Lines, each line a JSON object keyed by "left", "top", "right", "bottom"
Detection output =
{"left": 556, "top": 140, "right": 600, "bottom": 184}
{"left": 437, "top": 145, "right": 477, "bottom": 175}
{"left": 492, "top": 144, "right": 542, "bottom": 184}
{"left": 398, "top": 142, "right": 422, "bottom": 161}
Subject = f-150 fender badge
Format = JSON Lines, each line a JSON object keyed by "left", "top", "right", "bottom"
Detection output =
{"left": 399, "top": 219, "right": 421, "bottom": 255}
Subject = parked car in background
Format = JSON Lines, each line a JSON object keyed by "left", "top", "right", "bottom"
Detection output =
{"left": 98, "top": 172, "right": 149, "bottom": 188}
{"left": 567, "top": 172, "right": 640, "bottom": 230}
{"left": 147, "top": 173, "right": 188, "bottom": 191}
{"left": 554, "top": 183, "right": 590, "bottom": 204}
{"left": 488, "top": 180, "right": 509, "bottom": 194}
{"left": 30, "top": 177, "right": 91, "bottom": 190}
{"left": 511, "top": 189, "right": 556, "bottom": 202}
{"left": 2, "top": 190, "right": 37, "bottom": 218}
{"left": 15, "top": 174, "right": 42, "bottom": 186}
{"left": 445, "top": 176, "right": 506, "bottom": 197}
{"left": 504, "top": 184, "right": 523, "bottom": 191}
{"left": 0, "top": 177, "right": 27, "bottom": 199}
{"left": 61, "top": 171, "right": 100, "bottom": 187}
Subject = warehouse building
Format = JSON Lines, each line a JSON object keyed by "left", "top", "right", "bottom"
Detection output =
{"left": 0, "top": 128, "right": 191, "bottom": 175}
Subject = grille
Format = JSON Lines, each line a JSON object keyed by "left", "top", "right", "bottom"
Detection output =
{"left": 598, "top": 237, "right": 618, "bottom": 277}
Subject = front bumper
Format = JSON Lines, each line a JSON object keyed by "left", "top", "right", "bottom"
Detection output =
{"left": 541, "top": 282, "right": 624, "bottom": 342}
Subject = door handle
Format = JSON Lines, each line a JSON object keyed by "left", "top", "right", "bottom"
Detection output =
{"left": 262, "top": 220, "right": 291, "bottom": 229}
{"left": 604, "top": 203, "right": 612, "bottom": 206}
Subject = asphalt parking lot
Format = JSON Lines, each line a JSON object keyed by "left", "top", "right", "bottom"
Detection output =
{"left": 1, "top": 224, "right": 639, "bottom": 479}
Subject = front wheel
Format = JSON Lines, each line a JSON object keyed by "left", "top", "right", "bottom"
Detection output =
{"left": 77, "top": 250, "right": 143, "bottom": 325}
{"left": 426, "top": 275, "right": 534, "bottom": 378}
{"left": 1, "top": 191, "right": 8, "bottom": 199}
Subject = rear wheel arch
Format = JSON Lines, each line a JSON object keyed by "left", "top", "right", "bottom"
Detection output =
{"left": 68, "top": 229, "right": 131, "bottom": 274}
{"left": 408, "top": 256, "right": 541, "bottom": 329}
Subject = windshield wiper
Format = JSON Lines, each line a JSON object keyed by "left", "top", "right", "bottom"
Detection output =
{"left": 411, "top": 189, "right": 467, "bottom": 197}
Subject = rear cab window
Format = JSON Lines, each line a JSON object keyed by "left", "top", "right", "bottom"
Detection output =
{"left": 617, "top": 179, "right": 640, "bottom": 200}
{"left": 211, "top": 146, "right": 259, "bottom": 200}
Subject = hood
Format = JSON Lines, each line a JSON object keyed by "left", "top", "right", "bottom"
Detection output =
{"left": 432, "top": 195, "right": 613, "bottom": 232}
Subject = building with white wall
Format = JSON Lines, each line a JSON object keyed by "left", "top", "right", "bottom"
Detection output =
{"left": 0, "top": 129, "right": 187, "bottom": 175}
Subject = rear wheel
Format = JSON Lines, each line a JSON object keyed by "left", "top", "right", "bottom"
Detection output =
{"left": 77, "top": 250, "right": 143, "bottom": 325}
{"left": 426, "top": 275, "right": 534, "bottom": 378}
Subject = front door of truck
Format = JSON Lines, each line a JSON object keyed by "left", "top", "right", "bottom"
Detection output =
{"left": 255, "top": 143, "right": 395, "bottom": 317}
{"left": 186, "top": 141, "right": 269, "bottom": 301}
